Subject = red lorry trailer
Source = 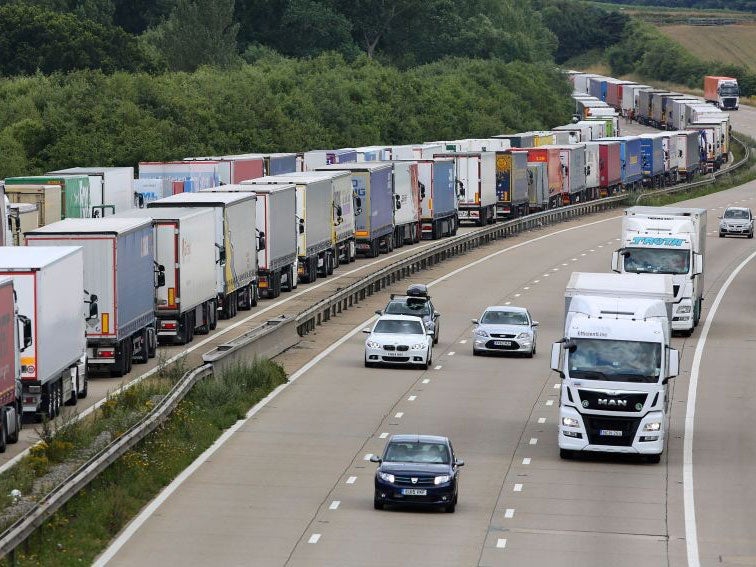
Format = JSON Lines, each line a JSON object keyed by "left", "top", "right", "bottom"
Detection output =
{"left": 0, "top": 277, "right": 22, "bottom": 450}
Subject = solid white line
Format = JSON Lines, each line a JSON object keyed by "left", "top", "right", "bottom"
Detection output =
{"left": 504, "top": 509, "right": 515, "bottom": 519}
{"left": 546, "top": 400, "right": 554, "bottom": 406}
{"left": 395, "top": 412, "right": 403, "bottom": 418}
{"left": 513, "top": 484, "right": 523, "bottom": 492}
{"left": 522, "top": 458, "right": 531, "bottom": 465}
{"left": 529, "top": 438, "right": 538, "bottom": 445}
{"left": 329, "top": 501, "right": 340, "bottom": 510}
{"left": 537, "top": 418, "right": 546, "bottom": 424}
{"left": 684, "top": 250, "right": 756, "bottom": 567}
{"left": 346, "top": 476, "right": 357, "bottom": 485}
{"left": 308, "top": 534, "right": 321, "bottom": 544}
{"left": 408, "top": 396, "right": 416, "bottom": 402}
{"left": 96, "top": 213, "right": 624, "bottom": 563}
{"left": 497, "top": 538, "right": 507, "bottom": 549}
{"left": 379, "top": 432, "right": 388, "bottom": 439}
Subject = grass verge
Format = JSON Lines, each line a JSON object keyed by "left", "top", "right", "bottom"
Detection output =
{"left": 0, "top": 359, "right": 286, "bottom": 566}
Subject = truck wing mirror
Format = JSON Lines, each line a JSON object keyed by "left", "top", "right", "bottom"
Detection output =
{"left": 418, "top": 182, "right": 426, "bottom": 200}
{"left": 395, "top": 195, "right": 401, "bottom": 210}
{"left": 18, "top": 315, "right": 32, "bottom": 351}
{"left": 668, "top": 348, "right": 680, "bottom": 378}
{"left": 215, "top": 244, "right": 226, "bottom": 265}
{"left": 298, "top": 218, "right": 305, "bottom": 235}
{"left": 611, "top": 250, "right": 622, "bottom": 273}
{"left": 693, "top": 253, "right": 703, "bottom": 276}
{"left": 257, "top": 231, "right": 266, "bottom": 252}
{"left": 86, "top": 294, "right": 99, "bottom": 320}
{"left": 155, "top": 263, "right": 166, "bottom": 288}
{"left": 550, "top": 342, "right": 562, "bottom": 373}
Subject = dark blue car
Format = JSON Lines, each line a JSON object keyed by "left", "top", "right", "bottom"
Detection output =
{"left": 370, "top": 434, "right": 464, "bottom": 513}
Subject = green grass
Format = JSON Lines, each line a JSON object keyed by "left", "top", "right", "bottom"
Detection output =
{"left": 0, "top": 359, "right": 286, "bottom": 566}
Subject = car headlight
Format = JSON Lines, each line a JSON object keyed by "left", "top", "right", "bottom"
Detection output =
{"left": 434, "top": 475, "right": 451, "bottom": 485}
{"left": 474, "top": 329, "right": 488, "bottom": 337}
{"left": 643, "top": 422, "right": 662, "bottom": 432}
{"left": 516, "top": 332, "right": 530, "bottom": 340}
{"left": 410, "top": 343, "right": 426, "bottom": 350}
{"left": 425, "top": 320, "right": 435, "bottom": 329}
{"left": 366, "top": 340, "right": 382, "bottom": 349}
{"left": 677, "top": 305, "right": 691, "bottom": 314}
{"left": 562, "top": 417, "right": 580, "bottom": 428}
{"left": 378, "top": 472, "right": 395, "bottom": 483}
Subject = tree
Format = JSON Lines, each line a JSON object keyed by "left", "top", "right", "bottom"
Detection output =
{"left": 147, "top": 0, "right": 240, "bottom": 71}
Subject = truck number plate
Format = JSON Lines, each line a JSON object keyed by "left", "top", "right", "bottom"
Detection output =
{"left": 599, "top": 430, "right": 623, "bottom": 437}
{"left": 494, "top": 341, "right": 512, "bottom": 346}
{"left": 402, "top": 489, "right": 427, "bottom": 496}
{"left": 458, "top": 210, "right": 470, "bottom": 218}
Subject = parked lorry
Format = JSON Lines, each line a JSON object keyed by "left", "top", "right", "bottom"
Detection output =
{"left": 434, "top": 152, "right": 496, "bottom": 225}
{"left": 7, "top": 203, "right": 39, "bottom": 245}
{"left": 386, "top": 161, "right": 421, "bottom": 245}
{"left": 394, "top": 157, "right": 457, "bottom": 240}
{"left": 238, "top": 153, "right": 297, "bottom": 176}
{"left": 551, "top": 272, "right": 679, "bottom": 463}
{"left": 5, "top": 176, "right": 91, "bottom": 219}
{"left": 148, "top": 192, "right": 258, "bottom": 318}
{"left": 315, "top": 163, "right": 394, "bottom": 257}
{"left": 526, "top": 161, "right": 549, "bottom": 211}
{"left": 585, "top": 141, "right": 621, "bottom": 198}
{"left": 528, "top": 145, "right": 587, "bottom": 205}
{"left": 0, "top": 277, "right": 24, "bottom": 449}
{"left": 27, "top": 218, "right": 159, "bottom": 377}
{"left": 355, "top": 146, "right": 393, "bottom": 162}
{"left": 134, "top": 178, "right": 173, "bottom": 208}
{"left": 704, "top": 76, "right": 739, "bottom": 110}
{"left": 2, "top": 183, "right": 62, "bottom": 227}
{"left": 389, "top": 144, "right": 443, "bottom": 160}
{"left": 495, "top": 150, "right": 529, "bottom": 219}
{"left": 600, "top": 136, "right": 643, "bottom": 190}
{"left": 639, "top": 134, "right": 665, "bottom": 188}
{"left": 221, "top": 182, "right": 299, "bottom": 296}
{"left": 612, "top": 206, "right": 706, "bottom": 335}
{"left": 301, "top": 149, "right": 357, "bottom": 171}
{"left": 526, "top": 146, "right": 564, "bottom": 207}
{"left": 115, "top": 207, "right": 218, "bottom": 344}
{"left": 0, "top": 247, "right": 87, "bottom": 418}
{"left": 139, "top": 161, "right": 220, "bottom": 193}
{"left": 183, "top": 155, "right": 265, "bottom": 184}
{"left": 493, "top": 133, "right": 535, "bottom": 149}
{"left": 50, "top": 167, "right": 136, "bottom": 216}
{"left": 676, "top": 131, "right": 701, "bottom": 181}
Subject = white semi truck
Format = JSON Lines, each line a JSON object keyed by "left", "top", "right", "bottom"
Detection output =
{"left": 551, "top": 272, "right": 679, "bottom": 463}
{"left": 612, "top": 206, "right": 706, "bottom": 335}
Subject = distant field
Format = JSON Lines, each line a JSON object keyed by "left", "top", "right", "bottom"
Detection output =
{"left": 659, "top": 23, "right": 756, "bottom": 71}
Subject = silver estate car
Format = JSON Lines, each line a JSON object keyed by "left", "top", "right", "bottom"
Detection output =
{"left": 472, "top": 306, "right": 538, "bottom": 357}
{"left": 719, "top": 207, "right": 754, "bottom": 238}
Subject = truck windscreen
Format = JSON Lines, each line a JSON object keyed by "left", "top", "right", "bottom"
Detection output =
{"left": 623, "top": 247, "right": 689, "bottom": 275}
{"left": 720, "top": 86, "right": 739, "bottom": 96}
{"left": 568, "top": 339, "right": 661, "bottom": 383}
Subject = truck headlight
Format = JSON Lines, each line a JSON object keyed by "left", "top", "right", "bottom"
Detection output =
{"left": 434, "top": 475, "right": 451, "bottom": 485}
{"left": 562, "top": 417, "right": 580, "bottom": 428}
{"left": 378, "top": 472, "right": 395, "bottom": 483}
{"left": 474, "top": 329, "right": 489, "bottom": 337}
{"left": 643, "top": 422, "right": 662, "bottom": 432}
{"left": 366, "top": 341, "right": 381, "bottom": 349}
{"left": 677, "top": 305, "right": 691, "bottom": 314}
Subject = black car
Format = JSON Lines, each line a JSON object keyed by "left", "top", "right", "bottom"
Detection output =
{"left": 370, "top": 434, "right": 463, "bottom": 513}
{"left": 377, "top": 284, "right": 440, "bottom": 344}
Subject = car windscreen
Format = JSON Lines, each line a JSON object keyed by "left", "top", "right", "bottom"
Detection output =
{"left": 384, "top": 442, "right": 450, "bottom": 464}
{"left": 622, "top": 247, "right": 689, "bottom": 275}
{"left": 481, "top": 311, "right": 528, "bottom": 325}
{"left": 385, "top": 298, "right": 430, "bottom": 316}
{"left": 373, "top": 319, "right": 424, "bottom": 335}
{"left": 568, "top": 338, "right": 662, "bottom": 383}
{"left": 724, "top": 209, "right": 749, "bottom": 220}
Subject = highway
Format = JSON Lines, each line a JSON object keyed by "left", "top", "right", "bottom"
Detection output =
{"left": 91, "top": 107, "right": 756, "bottom": 567}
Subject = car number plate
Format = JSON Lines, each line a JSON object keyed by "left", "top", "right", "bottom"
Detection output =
{"left": 384, "top": 352, "right": 402, "bottom": 357}
{"left": 493, "top": 340, "right": 512, "bottom": 346}
{"left": 402, "top": 488, "right": 427, "bottom": 496}
{"left": 599, "top": 430, "right": 623, "bottom": 437}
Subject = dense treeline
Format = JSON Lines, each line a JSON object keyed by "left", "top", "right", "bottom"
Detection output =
{"left": 0, "top": 55, "right": 573, "bottom": 178}
{"left": 595, "top": 0, "right": 756, "bottom": 13}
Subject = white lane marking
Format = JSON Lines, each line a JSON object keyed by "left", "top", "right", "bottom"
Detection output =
{"left": 522, "top": 458, "right": 531, "bottom": 465}
{"left": 395, "top": 412, "right": 404, "bottom": 418}
{"left": 448, "top": 351, "right": 455, "bottom": 356}
{"left": 589, "top": 249, "right": 595, "bottom": 252}
{"left": 546, "top": 400, "right": 554, "bottom": 406}
{"left": 533, "top": 280, "right": 540, "bottom": 283}
{"left": 571, "top": 258, "right": 577, "bottom": 261}
{"left": 523, "top": 287, "right": 530, "bottom": 290}
{"left": 553, "top": 383, "right": 560, "bottom": 389}
{"left": 497, "top": 539, "right": 508, "bottom": 549}
{"left": 379, "top": 432, "right": 389, "bottom": 439}
{"left": 346, "top": 476, "right": 357, "bottom": 484}
{"left": 538, "top": 418, "right": 546, "bottom": 424}
{"left": 514, "top": 293, "right": 521, "bottom": 297}
{"left": 459, "top": 339, "right": 467, "bottom": 344}
{"left": 544, "top": 274, "right": 550, "bottom": 277}
{"left": 684, "top": 250, "right": 756, "bottom": 567}
{"left": 505, "top": 509, "right": 515, "bottom": 519}
{"left": 329, "top": 501, "right": 340, "bottom": 510}
{"left": 561, "top": 263, "right": 567, "bottom": 266}
{"left": 363, "top": 454, "right": 373, "bottom": 461}
{"left": 552, "top": 267, "right": 559, "bottom": 271}
{"left": 408, "top": 396, "right": 417, "bottom": 402}
{"left": 581, "top": 253, "right": 587, "bottom": 256}
{"left": 529, "top": 438, "right": 538, "bottom": 445}
{"left": 96, "top": 213, "right": 624, "bottom": 562}
{"left": 513, "top": 484, "right": 523, "bottom": 492}
{"left": 505, "top": 301, "right": 512, "bottom": 305}
{"left": 422, "top": 379, "right": 430, "bottom": 384}
{"left": 434, "top": 365, "right": 442, "bottom": 370}
{"left": 308, "top": 534, "right": 321, "bottom": 544}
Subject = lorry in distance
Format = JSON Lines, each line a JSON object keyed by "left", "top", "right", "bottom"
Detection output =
{"left": 704, "top": 75, "right": 739, "bottom": 110}
{"left": 49, "top": 167, "right": 136, "bottom": 216}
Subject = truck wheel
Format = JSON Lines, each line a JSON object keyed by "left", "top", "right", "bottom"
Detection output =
{"left": 251, "top": 283, "right": 258, "bottom": 307}
{"left": 134, "top": 329, "right": 149, "bottom": 364}
{"left": 78, "top": 371, "right": 88, "bottom": 399}
{"left": 333, "top": 248, "right": 340, "bottom": 270}
{"left": 8, "top": 409, "right": 20, "bottom": 443}
{"left": 209, "top": 299, "right": 218, "bottom": 330}
{"left": 367, "top": 240, "right": 378, "bottom": 258}
{"left": 196, "top": 303, "right": 211, "bottom": 335}
{"left": 326, "top": 252, "right": 334, "bottom": 275}
{"left": 0, "top": 425, "right": 6, "bottom": 454}
{"left": 125, "top": 340, "right": 133, "bottom": 375}
{"left": 66, "top": 368, "right": 79, "bottom": 406}
{"left": 348, "top": 240, "right": 357, "bottom": 262}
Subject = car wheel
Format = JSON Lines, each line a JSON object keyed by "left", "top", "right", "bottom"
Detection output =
{"left": 364, "top": 357, "right": 373, "bottom": 368}
{"left": 526, "top": 346, "right": 534, "bottom": 358}
{"left": 559, "top": 449, "right": 575, "bottom": 460}
{"left": 473, "top": 348, "right": 481, "bottom": 356}
{"left": 374, "top": 499, "right": 384, "bottom": 510}
{"left": 445, "top": 502, "right": 456, "bottom": 513}
{"left": 749, "top": 231, "right": 754, "bottom": 239}
{"left": 719, "top": 232, "right": 724, "bottom": 238}
{"left": 646, "top": 453, "right": 661, "bottom": 464}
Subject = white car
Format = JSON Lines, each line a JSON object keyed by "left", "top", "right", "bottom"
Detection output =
{"left": 472, "top": 306, "right": 538, "bottom": 357}
{"left": 719, "top": 206, "right": 754, "bottom": 238}
{"left": 363, "top": 315, "right": 434, "bottom": 369}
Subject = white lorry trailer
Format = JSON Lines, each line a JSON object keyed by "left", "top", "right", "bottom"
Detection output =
{"left": 434, "top": 151, "right": 496, "bottom": 226}
{"left": 115, "top": 207, "right": 218, "bottom": 344}
{"left": 551, "top": 272, "right": 679, "bottom": 463}
{"left": 26, "top": 218, "right": 159, "bottom": 377}
{"left": 386, "top": 161, "right": 421, "bottom": 246}
{"left": 49, "top": 167, "right": 136, "bottom": 216}
{"left": 147, "top": 192, "right": 258, "bottom": 318}
{"left": 613, "top": 206, "right": 706, "bottom": 335}
{"left": 207, "top": 183, "right": 299, "bottom": 298}
{"left": 0, "top": 247, "right": 88, "bottom": 417}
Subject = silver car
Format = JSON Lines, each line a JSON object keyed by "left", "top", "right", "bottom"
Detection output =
{"left": 472, "top": 306, "right": 538, "bottom": 357}
{"left": 719, "top": 207, "right": 754, "bottom": 238}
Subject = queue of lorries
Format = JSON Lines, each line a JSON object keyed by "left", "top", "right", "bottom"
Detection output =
{"left": 0, "top": 69, "right": 731, "bottom": 451}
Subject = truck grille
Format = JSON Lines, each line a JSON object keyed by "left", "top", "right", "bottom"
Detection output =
{"left": 578, "top": 391, "right": 648, "bottom": 413}
{"left": 583, "top": 415, "right": 641, "bottom": 446}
